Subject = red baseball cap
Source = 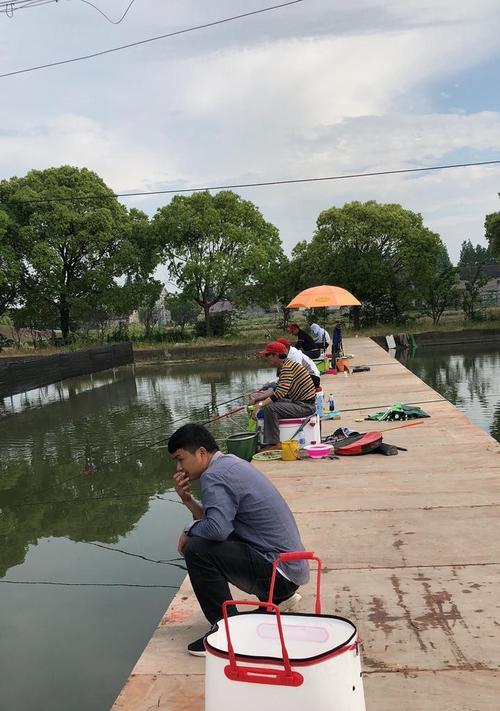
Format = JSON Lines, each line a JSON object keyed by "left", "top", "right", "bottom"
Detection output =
{"left": 258, "top": 341, "right": 288, "bottom": 356}
{"left": 276, "top": 337, "right": 291, "bottom": 348}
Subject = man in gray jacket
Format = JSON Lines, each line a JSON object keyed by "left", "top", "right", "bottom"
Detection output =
{"left": 169, "top": 423, "right": 309, "bottom": 656}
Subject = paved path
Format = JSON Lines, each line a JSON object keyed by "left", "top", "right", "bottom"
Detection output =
{"left": 111, "top": 337, "right": 500, "bottom": 710}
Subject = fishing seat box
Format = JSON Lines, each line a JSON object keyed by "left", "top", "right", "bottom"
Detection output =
{"left": 256, "top": 415, "right": 321, "bottom": 446}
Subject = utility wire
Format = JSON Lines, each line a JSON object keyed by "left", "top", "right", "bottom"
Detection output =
{"left": 0, "top": 0, "right": 57, "bottom": 15}
{"left": 80, "top": 0, "right": 136, "bottom": 24}
{"left": 3, "top": 159, "right": 500, "bottom": 207}
{"left": 0, "top": 0, "right": 305, "bottom": 78}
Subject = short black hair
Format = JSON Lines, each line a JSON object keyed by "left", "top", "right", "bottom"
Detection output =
{"left": 167, "top": 423, "right": 219, "bottom": 455}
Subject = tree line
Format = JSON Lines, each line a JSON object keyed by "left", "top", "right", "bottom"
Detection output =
{"left": 1, "top": 165, "right": 499, "bottom": 342}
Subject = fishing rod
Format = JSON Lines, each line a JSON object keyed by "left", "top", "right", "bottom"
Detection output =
{"left": 375, "top": 420, "right": 425, "bottom": 433}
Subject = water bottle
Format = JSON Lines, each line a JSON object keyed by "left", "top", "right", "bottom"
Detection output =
{"left": 316, "top": 390, "right": 324, "bottom": 418}
{"left": 328, "top": 392, "right": 335, "bottom": 411}
{"left": 298, "top": 431, "right": 306, "bottom": 447}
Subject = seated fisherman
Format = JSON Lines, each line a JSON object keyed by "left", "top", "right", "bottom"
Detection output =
{"left": 169, "top": 423, "right": 309, "bottom": 656}
{"left": 310, "top": 323, "right": 331, "bottom": 351}
{"left": 252, "top": 341, "right": 317, "bottom": 449}
{"left": 250, "top": 337, "right": 321, "bottom": 400}
{"left": 287, "top": 322, "right": 320, "bottom": 359}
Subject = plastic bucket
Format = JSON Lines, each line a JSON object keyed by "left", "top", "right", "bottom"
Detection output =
{"left": 281, "top": 439, "right": 299, "bottom": 461}
{"left": 313, "top": 358, "right": 326, "bottom": 374}
{"left": 226, "top": 432, "right": 258, "bottom": 461}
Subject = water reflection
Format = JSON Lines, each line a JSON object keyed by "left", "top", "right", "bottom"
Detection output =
{"left": 399, "top": 343, "right": 500, "bottom": 442}
{"left": 0, "top": 360, "right": 271, "bottom": 578}
{"left": 0, "top": 358, "right": 272, "bottom": 711}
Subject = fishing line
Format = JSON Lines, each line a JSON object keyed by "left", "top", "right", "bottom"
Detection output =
{"left": 340, "top": 397, "right": 446, "bottom": 413}
{"left": 0, "top": 579, "right": 179, "bottom": 588}
{"left": 8, "top": 491, "right": 181, "bottom": 508}
{"left": 86, "top": 542, "right": 186, "bottom": 569}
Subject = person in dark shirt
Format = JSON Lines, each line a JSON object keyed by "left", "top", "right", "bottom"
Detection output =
{"left": 287, "top": 322, "right": 320, "bottom": 359}
{"left": 169, "top": 423, "right": 309, "bottom": 656}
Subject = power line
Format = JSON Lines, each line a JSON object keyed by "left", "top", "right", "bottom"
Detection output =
{"left": 0, "top": 0, "right": 57, "bottom": 15}
{"left": 79, "top": 0, "right": 136, "bottom": 25}
{"left": 3, "top": 159, "right": 500, "bottom": 207}
{"left": 0, "top": 0, "right": 305, "bottom": 78}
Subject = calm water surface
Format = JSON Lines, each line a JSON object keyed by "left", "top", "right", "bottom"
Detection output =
{"left": 0, "top": 359, "right": 273, "bottom": 711}
{"left": 399, "top": 342, "right": 500, "bottom": 442}
{"left": 2, "top": 345, "right": 499, "bottom": 711}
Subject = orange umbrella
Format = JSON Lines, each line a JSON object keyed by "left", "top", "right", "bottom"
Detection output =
{"left": 287, "top": 285, "right": 361, "bottom": 309}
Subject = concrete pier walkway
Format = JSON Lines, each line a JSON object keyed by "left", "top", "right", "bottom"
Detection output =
{"left": 111, "top": 337, "right": 500, "bottom": 710}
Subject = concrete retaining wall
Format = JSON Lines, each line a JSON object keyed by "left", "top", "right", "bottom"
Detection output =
{"left": 0, "top": 342, "right": 133, "bottom": 399}
{"left": 372, "top": 328, "right": 500, "bottom": 350}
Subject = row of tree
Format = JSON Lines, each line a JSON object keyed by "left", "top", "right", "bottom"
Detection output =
{"left": 1, "top": 165, "right": 499, "bottom": 341}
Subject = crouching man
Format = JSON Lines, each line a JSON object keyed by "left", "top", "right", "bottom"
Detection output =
{"left": 168, "top": 423, "right": 309, "bottom": 656}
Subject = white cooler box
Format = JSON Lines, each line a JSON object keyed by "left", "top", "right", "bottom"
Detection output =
{"left": 256, "top": 415, "right": 320, "bottom": 446}
{"left": 205, "top": 552, "right": 366, "bottom": 711}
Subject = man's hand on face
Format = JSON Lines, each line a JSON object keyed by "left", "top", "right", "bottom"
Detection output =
{"left": 177, "top": 531, "right": 189, "bottom": 557}
{"left": 173, "top": 471, "right": 192, "bottom": 503}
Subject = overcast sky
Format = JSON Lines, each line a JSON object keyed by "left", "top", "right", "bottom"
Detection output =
{"left": 1, "top": 0, "right": 500, "bottom": 283}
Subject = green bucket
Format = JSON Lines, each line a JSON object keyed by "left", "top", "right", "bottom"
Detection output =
{"left": 226, "top": 431, "right": 258, "bottom": 461}
{"left": 313, "top": 358, "right": 327, "bottom": 374}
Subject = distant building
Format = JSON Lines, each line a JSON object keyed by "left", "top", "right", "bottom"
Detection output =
{"left": 209, "top": 299, "right": 233, "bottom": 315}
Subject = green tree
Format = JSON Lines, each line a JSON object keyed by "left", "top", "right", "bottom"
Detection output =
{"left": 0, "top": 208, "right": 22, "bottom": 316}
{"left": 308, "top": 201, "right": 444, "bottom": 324}
{"left": 421, "top": 246, "right": 459, "bottom": 325}
{"left": 458, "top": 239, "right": 488, "bottom": 320}
{"left": 153, "top": 191, "right": 283, "bottom": 335}
{"left": 165, "top": 293, "right": 199, "bottom": 333}
{"left": 485, "top": 211, "right": 500, "bottom": 260}
{"left": 0, "top": 166, "right": 136, "bottom": 341}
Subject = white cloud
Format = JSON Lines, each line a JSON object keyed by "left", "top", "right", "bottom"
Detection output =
{"left": 1, "top": 0, "right": 500, "bottom": 272}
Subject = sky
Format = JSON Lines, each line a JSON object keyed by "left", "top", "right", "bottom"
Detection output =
{"left": 1, "top": 0, "right": 500, "bottom": 285}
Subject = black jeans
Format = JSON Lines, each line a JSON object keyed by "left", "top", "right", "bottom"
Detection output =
{"left": 184, "top": 535, "right": 299, "bottom": 625}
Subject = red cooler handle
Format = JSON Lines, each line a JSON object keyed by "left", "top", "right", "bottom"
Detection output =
{"left": 268, "top": 551, "right": 322, "bottom": 615}
{"left": 222, "top": 599, "right": 303, "bottom": 687}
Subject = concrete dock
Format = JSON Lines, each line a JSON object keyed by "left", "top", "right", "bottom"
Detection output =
{"left": 111, "top": 337, "right": 500, "bottom": 710}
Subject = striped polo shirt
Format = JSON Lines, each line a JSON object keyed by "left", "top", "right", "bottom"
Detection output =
{"left": 270, "top": 358, "right": 316, "bottom": 403}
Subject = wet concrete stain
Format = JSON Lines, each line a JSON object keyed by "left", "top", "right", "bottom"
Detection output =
{"left": 368, "top": 596, "right": 398, "bottom": 635}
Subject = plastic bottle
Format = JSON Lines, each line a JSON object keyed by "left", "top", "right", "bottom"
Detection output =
{"left": 328, "top": 393, "right": 335, "bottom": 411}
{"left": 298, "top": 431, "right": 306, "bottom": 447}
{"left": 316, "top": 390, "right": 324, "bottom": 418}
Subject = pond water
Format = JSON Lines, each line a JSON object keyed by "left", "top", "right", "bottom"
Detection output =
{"left": 0, "top": 359, "right": 273, "bottom": 711}
{"left": 1, "top": 343, "right": 499, "bottom": 711}
{"left": 398, "top": 341, "right": 500, "bottom": 442}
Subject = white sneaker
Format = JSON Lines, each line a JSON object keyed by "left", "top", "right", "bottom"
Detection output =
{"left": 277, "top": 592, "right": 302, "bottom": 612}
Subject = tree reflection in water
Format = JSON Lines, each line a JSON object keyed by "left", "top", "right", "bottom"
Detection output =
{"left": 0, "top": 359, "right": 271, "bottom": 578}
{"left": 399, "top": 342, "right": 500, "bottom": 443}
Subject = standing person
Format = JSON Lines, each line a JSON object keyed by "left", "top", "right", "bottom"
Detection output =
{"left": 310, "top": 323, "right": 331, "bottom": 350}
{"left": 287, "top": 322, "right": 320, "bottom": 359}
{"left": 169, "top": 423, "right": 309, "bottom": 655}
{"left": 332, "top": 321, "right": 344, "bottom": 363}
{"left": 252, "top": 341, "right": 317, "bottom": 449}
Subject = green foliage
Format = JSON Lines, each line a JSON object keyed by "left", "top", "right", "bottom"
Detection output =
{"left": 293, "top": 201, "right": 443, "bottom": 325}
{"left": 0, "top": 208, "right": 22, "bottom": 316}
{"left": 194, "top": 311, "right": 237, "bottom": 338}
{"left": 153, "top": 191, "right": 283, "bottom": 335}
{"left": 0, "top": 166, "right": 159, "bottom": 340}
{"left": 421, "top": 246, "right": 459, "bottom": 325}
{"left": 458, "top": 240, "right": 489, "bottom": 320}
{"left": 485, "top": 211, "right": 500, "bottom": 260}
{"left": 164, "top": 293, "right": 199, "bottom": 333}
